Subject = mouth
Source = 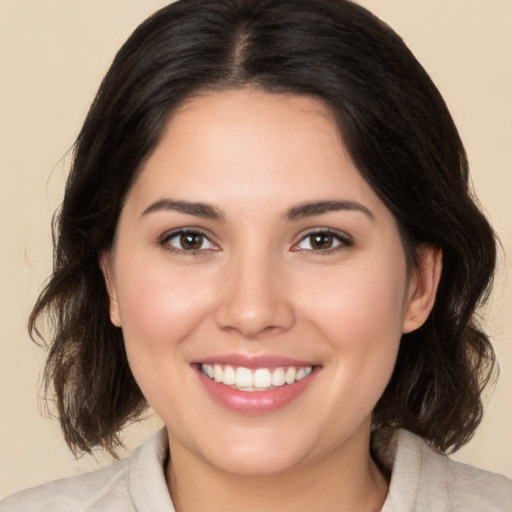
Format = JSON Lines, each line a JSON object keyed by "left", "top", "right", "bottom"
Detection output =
{"left": 199, "top": 363, "right": 314, "bottom": 392}
{"left": 193, "top": 359, "right": 320, "bottom": 415}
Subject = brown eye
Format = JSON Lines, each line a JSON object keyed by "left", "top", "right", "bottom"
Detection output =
{"left": 163, "top": 230, "right": 217, "bottom": 252}
{"left": 294, "top": 230, "right": 351, "bottom": 252}
{"left": 180, "top": 233, "right": 204, "bottom": 250}
{"left": 310, "top": 233, "right": 335, "bottom": 250}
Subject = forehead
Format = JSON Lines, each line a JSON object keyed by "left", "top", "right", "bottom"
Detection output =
{"left": 126, "top": 89, "right": 383, "bottom": 217}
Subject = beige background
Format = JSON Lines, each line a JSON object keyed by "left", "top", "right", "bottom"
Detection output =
{"left": 0, "top": 0, "right": 510, "bottom": 498}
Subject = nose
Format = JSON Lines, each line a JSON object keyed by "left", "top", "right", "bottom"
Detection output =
{"left": 214, "top": 252, "right": 296, "bottom": 339}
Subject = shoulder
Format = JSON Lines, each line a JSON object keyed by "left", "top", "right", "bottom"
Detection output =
{"left": 375, "top": 429, "right": 512, "bottom": 512}
{"left": 0, "top": 457, "right": 132, "bottom": 512}
{"left": 0, "top": 428, "right": 172, "bottom": 512}
{"left": 442, "top": 457, "right": 512, "bottom": 511}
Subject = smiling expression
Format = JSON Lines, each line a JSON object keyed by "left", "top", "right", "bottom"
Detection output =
{"left": 103, "top": 89, "right": 432, "bottom": 477}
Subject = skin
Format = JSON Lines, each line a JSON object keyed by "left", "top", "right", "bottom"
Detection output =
{"left": 102, "top": 89, "right": 441, "bottom": 512}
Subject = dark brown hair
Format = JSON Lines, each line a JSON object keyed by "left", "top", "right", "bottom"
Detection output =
{"left": 30, "top": 0, "right": 497, "bottom": 456}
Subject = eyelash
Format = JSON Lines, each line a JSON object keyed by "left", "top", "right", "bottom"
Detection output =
{"left": 159, "top": 228, "right": 353, "bottom": 256}
{"left": 159, "top": 229, "right": 219, "bottom": 256}
{"left": 292, "top": 229, "right": 353, "bottom": 255}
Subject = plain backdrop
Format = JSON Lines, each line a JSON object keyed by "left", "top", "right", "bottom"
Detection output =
{"left": 1, "top": 0, "right": 511, "bottom": 498}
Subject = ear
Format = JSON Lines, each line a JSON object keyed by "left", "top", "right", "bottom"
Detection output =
{"left": 99, "top": 251, "right": 122, "bottom": 327}
{"left": 402, "top": 244, "right": 442, "bottom": 334}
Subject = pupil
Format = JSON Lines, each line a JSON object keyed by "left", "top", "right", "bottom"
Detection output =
{"left": 311, "top": 234, "right": 332, "bottom": 250}
{"left": 181, "top": 233, "right": 202, "bottom": 250}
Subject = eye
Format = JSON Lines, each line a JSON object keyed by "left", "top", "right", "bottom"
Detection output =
{"left": 161, "top": 230, "right": 218, "bottom": 253}
{"left": 293, "top": 230, "right": 352, "bottom": 253}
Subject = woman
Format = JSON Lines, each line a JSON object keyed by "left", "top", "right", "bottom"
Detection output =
{"left": 1, "top": 0, "right": 510, "bottom": 510}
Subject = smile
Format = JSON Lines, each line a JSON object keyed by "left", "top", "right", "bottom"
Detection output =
{"left": 195, "top": 360, "right": 319, "bottom": 415}
{"left": 200, "top": 364, "right": 313, "bottom": 391}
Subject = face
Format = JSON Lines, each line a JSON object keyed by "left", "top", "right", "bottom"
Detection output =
{"left": 104, "top": 89, "right": 432, "bottom": 477}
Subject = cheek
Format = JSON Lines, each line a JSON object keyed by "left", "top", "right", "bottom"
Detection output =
{"left": 112, "top": 255, "right": 220, "bottom": 401}
{"left": 116, "top": 258, "right": 215, "bottom": 343}
{"left": 298, "top": 250, "right": 408, "bottom": 387}
{"left": 298, "top": 259, "right": 407, "bottom": 428}
{"left": 302, "top": 255, "right": 407, "bottom": 342}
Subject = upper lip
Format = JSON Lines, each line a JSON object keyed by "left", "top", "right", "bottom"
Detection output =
{"left": 194, "top": 354, "right": 319, "bottom": 369}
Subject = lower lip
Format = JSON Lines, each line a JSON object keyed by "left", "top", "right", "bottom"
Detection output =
{"left": 194, "top": 366, "right": 318, "bottom": 415}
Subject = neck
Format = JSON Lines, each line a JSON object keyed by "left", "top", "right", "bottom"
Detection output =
{"left": 166, "top": 429, "right": 389, "bottom": 512}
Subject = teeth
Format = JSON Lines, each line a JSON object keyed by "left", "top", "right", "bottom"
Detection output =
{"left": 271, "top": 367, "right": 286, "bottom": 386}
{"left": 214, "top": 364, "right": 223, "bottom": 383}
{"left": 253, "top": 368, "right": 272, "bottom": 388}
{"left": 223, "top": 365, "right": 235, "bottom": 385}
{"left": 235, "top": 367, "right": 253, "bottom": 388}
{"left": 285, "top": 367, "right": 296, "bottom": 384}
{"left": 200, "top": 364, "right": 313, "bottom": 391}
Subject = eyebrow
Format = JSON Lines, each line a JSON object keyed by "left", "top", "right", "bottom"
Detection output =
{"left": 141, "top": 198, "right": 374, "bottom": 223}
{"left": 286, "top": 200, "right": 375, "bottom": 221}
{"left": 141, "top": 199, "right": 225, "bottom": 220}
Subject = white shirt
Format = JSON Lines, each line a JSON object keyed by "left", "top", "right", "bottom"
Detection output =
{"left": 1, "top": 428, "right": 511, "bottom": 511}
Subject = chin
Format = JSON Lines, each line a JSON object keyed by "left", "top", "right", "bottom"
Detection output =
{"left": 205, "top": 443, "right": 308, "bottom": 477}
{"left": 185, "top": 423, "right": 316, "bottom": 477}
